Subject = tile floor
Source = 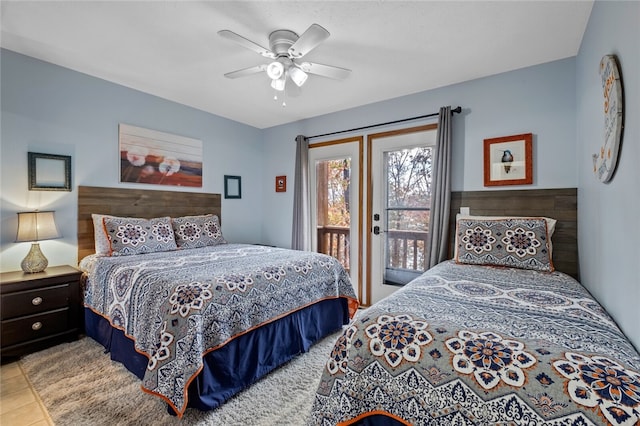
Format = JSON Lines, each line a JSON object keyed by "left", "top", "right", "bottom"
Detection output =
{"left": 0, "top": 361, "right": 53, "bottom": 426}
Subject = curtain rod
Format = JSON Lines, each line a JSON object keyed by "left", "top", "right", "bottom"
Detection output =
{"left": 307, "top": 106, "right": 461, "bottom": 140}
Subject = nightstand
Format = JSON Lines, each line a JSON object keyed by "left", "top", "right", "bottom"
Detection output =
{"left": 1, "top": 265, "right": 83, "bottom": 362}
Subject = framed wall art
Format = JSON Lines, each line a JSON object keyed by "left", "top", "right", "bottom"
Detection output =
{"left": 28, "top": 152, "right": 72, "bottom": 191}
{"left": 119, "top": 124, "right": 203, "bottom": 187}
{"left": 593, "top": 54, "right": 624, "bottom": 183}
{"left": 224, "top": 175, "right": 241, "bottom": 199}
{"left": 275, "top": 175, "right": 287, "bottom": 192}
{"left": 483, "top": 133, "right": 532, "bottom": 186}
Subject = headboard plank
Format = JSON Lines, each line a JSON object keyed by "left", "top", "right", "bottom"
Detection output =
{"left": 449, "top": 188, "right": 578, "bottom": 279}
{"left": 78, "top": 186, "right": 221, "bottom": 262}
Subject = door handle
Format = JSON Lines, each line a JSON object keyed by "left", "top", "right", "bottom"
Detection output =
{"left": 373, "top": 226, "right": 381, "bottom": 235}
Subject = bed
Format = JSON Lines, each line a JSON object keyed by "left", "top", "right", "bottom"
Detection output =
{"left": 310, "top": 211, "right": 640, "bottom": 425}
{"left": 76, "top": 186, "right": 358, "bottom": 417}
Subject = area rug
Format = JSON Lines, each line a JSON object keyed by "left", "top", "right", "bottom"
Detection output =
{"left": 19, "top": 330, "right": 342, "bottom": 425}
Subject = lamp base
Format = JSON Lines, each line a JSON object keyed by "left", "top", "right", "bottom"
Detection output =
{"left": 21, "top": 243, "right": 48, "bottom": 273}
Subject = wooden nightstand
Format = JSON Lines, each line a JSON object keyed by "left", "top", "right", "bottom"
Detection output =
{"left": 1, "top": 265, "right": 83, "bottom": 362}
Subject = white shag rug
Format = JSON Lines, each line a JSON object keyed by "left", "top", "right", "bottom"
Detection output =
{"left": 20, "top": 331, "right": 341, "bottom": 426}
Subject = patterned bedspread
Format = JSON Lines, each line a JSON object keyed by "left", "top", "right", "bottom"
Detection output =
{"left": 310, "top": 261, "right": 640, "bottom": 425}
{"left": 81, "top": 244, "right": 358, "bottom": 417}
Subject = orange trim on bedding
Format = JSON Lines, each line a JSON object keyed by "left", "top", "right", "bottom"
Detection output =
{"left": 347, "top": 297, "right": 359, "bottom": 318}
{"left": 198, "top": 295, "right": 359, "bottom": 358}
{"left": 84, "top": 305, "right": 152, "bottom": 361}
{"left": 338, "top": 410, "right": 412, "bottom": 426}
{"left": 85, "top": 294, "right": 359, "bottom": 418}
{"left": 99, "top": 216, "right": 114, "bottom": 257}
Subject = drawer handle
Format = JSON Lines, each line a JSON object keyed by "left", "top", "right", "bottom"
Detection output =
{"left": 32, "top": 321, "right": 43, "bottom": 331}
{"left": 32, "top": 297, "right": 43, "bottom": 306}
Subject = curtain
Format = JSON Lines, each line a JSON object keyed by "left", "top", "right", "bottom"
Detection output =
{"left": 427, "top": 106, "right": 452, "bottom": 268}
{"left": 291, "top": 135, "right": 310, "bottom": 250}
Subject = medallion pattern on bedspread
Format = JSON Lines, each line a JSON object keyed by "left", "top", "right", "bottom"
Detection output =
{"left": 168, "top": 282, "right": 213, "bottom": 317}
{"left": 554, "top": 353, "right": 640, "bottom": 425}
{"left": 216, "top": 274, "right": 254, "bottom": 292}
{"left": 446, "top": 330, "right": 536, "bottom": 390}
{"left": 83, "top": 244, "right": 356, "bottom": 417}
{"left": 309, "top": 261, "right": 640, "bottom": 426}
{"left": 365, "top": 314, "right": 432, "bottom": 368}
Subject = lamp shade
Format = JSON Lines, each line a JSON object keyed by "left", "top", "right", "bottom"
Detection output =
{"left": 289, "top": 67, "right": 308, "bottom": 87}
{"left": 270, "top": 76, "right": 286, "bottom": 91}
{"left": 15, "top": 211, "right": 61, "bottom": 242}
{"left": 266, "top": 61, "right": 285, "bottom": 80}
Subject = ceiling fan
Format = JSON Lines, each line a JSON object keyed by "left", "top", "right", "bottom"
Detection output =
{"left": 218, "top": 24, "right": 351, "bottom": 97}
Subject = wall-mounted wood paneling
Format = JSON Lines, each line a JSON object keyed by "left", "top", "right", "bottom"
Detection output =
{"left": 449, "top": 188, "right": 578, "bottom": 279}
{"left": 77, "top": 186, "right": 221, "bottom": 261}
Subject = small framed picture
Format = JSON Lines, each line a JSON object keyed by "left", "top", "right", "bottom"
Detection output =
{"left": 224, "top": 175, "right": 241, "bottom": 199}
{"left": 28, "top": 152, "right": 72, "bottom": 191}
{"left": 275, "top": 175, "right": 286, "bottom": 192}
{"left": 483, "top": 133, "right": 533, "bottom": 186}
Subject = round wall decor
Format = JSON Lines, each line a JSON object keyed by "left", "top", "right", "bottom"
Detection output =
{"left": 593, "top": 54, "right": 624, "bottom": 183}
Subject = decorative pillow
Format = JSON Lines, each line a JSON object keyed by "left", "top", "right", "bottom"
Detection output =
{"left": 92, "top": 213, "right": 116, "bottom": 256}
{"left": 171, "top": 214, "right": 226, "bottom": 249}
{"left": 456, "top": 214, "right": 557, "bottom": 237}
{"left": 455, "top": 217, "right": 554, "bottom": 272}
{"left": 103, "top": 216, "right": 177, "bottom": 256}
{"left": 456, "top": 214, "right": 556, "bottom": 263}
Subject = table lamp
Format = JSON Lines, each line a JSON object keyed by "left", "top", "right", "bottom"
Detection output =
{"left": 15, "top": 211, "right": 61, "bottom": 273}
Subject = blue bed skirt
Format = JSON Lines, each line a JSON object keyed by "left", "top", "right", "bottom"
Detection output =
{"left": 84, "top": 297, "right": 350, "bottom": 414}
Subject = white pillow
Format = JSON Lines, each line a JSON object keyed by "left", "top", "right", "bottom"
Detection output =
{"left": 92, "top": 213, "right": 116, "bottom": 255}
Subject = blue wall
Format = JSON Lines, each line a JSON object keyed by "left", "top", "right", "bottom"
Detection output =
{"left": 1, "top": 0, "right": 637, "bottom": 350}
{"left": 259, "top": 0, "right": 639, "bottom": 350}
{"left": 0, "top": 52, "right": 579, "bottom": 270}
{"left": 576, "top": 1, "right": 639, "bottom": 350}
{"left": 261, "top": 58, "right": 578, "bottom": 248}
{"left": 1, "top": 49, "right": 264, "bottom": 270}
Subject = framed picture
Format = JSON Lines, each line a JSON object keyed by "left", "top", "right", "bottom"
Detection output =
{"left": 275, "top": 175, "right": 287, "bottom": 192}
{"left": 119, "top": 124, "right": 203, "bottom": 187}
{"left": 483, "top": 133, "right": 533, "bottom": 186}
{"left": 224, "top": 175, "right": 241, "bottom": 199}
{"left": 28, "top": 152, "right": 72, "bottom": 191}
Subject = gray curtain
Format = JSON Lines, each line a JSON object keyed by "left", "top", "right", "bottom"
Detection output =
{"left": 427, "top": 106, "right": 452, "bottom": 268}
{"left": 291, "top": 135, "right": 310, "bottom": 251}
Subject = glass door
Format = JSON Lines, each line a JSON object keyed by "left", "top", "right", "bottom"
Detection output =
{"left": 309, "top": 137, "right": 362, "bottom": 301}
{"left": 316, "top": 157, "right": 352, "bottom": 273}
{"left": 383, "top": 146, "right": 432, "bottom": 285}
{"left": 368, "top": 125, "right": 437, "bottom": 305}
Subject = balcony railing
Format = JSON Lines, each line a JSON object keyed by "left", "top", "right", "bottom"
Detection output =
{"left": 386, "top": 229, "right": 429, "bottom": 271}
{"left": 317, "top": 226, "right": 350, "bottom": 272}
{"left": 317, "top": 226, "right": 429, "bottom": 275}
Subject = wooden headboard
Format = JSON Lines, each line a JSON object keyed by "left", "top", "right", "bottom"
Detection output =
{"left": 77, "top": 186, "right": 577, "bottom": 278}
{"left": 448, "top": 188, "right": 578, "bottom": 279}
{"left": 77, "top": 186, "right": 221, "bottom": 261}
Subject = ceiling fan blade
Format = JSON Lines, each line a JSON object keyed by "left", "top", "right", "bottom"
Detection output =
{"left": 224, "top": 64, "right": 267, "bottom": 79}
{"left": 288, "top": 24, "right": 330, "bottom": 59}
{"left": 299, "top": 62, "right": 351, "bottom": 80}
{"left": 218, "top": 30, "right": 276, "bottom": 59}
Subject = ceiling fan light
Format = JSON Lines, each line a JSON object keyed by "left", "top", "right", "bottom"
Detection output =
{"left": 289, "top": 67, "right": 308, "bottom": 87}
{"left": 271, "top": 76, "right": 286, "bottom": 91}
{"left": 266, "top": 61, "right": 284, "bottom": 79}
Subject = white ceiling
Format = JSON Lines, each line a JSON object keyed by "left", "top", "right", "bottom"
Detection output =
{"left": 1, "top": 1, "right": 593, "bottom": 129}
